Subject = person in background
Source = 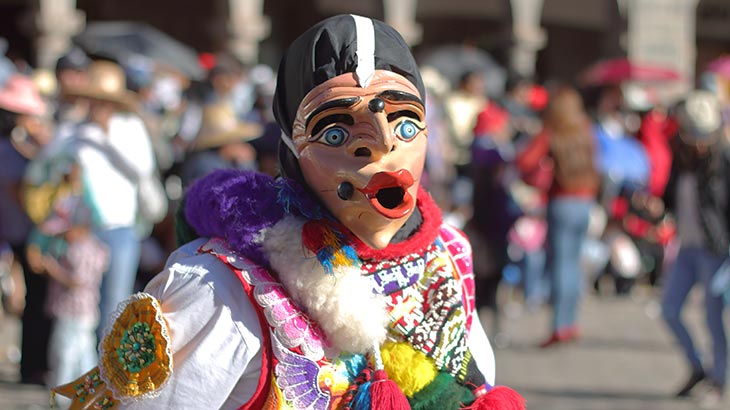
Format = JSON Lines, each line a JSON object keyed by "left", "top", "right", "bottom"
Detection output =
{"left": 174, "top": 55, "right": 251, "bottom": 160}
{"left": 36, "top": 159, "right": 108, "bottom": 400}
{"left": 420, "top": 66, "right": 458, "bottom": 214}
{"left": 242, "top": 65, "right": 281, "bottom": 177}
{"left": 517, "top": 85, "right": 600, "bottom": 347}
{"left": 590, "top": 85, "right": 650, "bottom": 202}
{"left": 444, "top": 70, "right": 489, "bottom": 171}
{"left": 0, "top": 74, "right": 52, "bottom": 384}
{"left": 0, "top": 37, "right": 15, "bottom": 84}
{"left": 661, "top": 91, "right": 729, "bottom": 406}
{"left": 205, "top": 54, "right": 253, "bottom": 119}
{"left": 629, "top": 88, "right": 678, "bottom": 287}
{"left": 23, "top": 49, "right": 90, "bottom": 206}
{"left": 501, "top": 74, "right": 549, "bottom": 311}
{"left": 443, "top": 70, "right": 489, "bottom": 222}
{"left": 501, "top": 72, "right": 543, "bottom": 144}
{"left": 0, "top": 239, "right": 25, "bottom": 321}
{"left": 180, "top": 103, "right": 261, "bottom": 187}
{"left": 62, "top": 60, "right": 159, "bottom": 336}
{"left": 466, "top": 101, "right": 518, "bottom": 334}
{"left": 53, "top": 47, "right": 91, "bottom": 128}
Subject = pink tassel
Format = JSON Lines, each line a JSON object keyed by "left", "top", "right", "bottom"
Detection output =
{"left": 462, "top": 386, "right": 526, "bottom": 410}
{"left": 368, "top": 370, "right": 411, "bottom": 410}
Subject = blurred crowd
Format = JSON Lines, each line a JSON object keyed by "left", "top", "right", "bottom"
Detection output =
{"left": 0, "top": 34, "right": 730, "bottom": 406}
{"left": 0, "top": 42, "right": 279, "bottom": 393}
{"left": 427, "top": 60, "right": 730, "bottom": 406}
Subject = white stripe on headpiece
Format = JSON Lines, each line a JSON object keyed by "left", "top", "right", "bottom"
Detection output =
{"left": 351, "top": 15, "right": 375, "bottom": 88}
{"left": 283, "top": 16, "right": 375, "bottom": 158}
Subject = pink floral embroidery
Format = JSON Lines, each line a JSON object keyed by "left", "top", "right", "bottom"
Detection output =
{"left": 439, "top": 225, "right": 475, "bottom": 331}
{"left": 202, "top": 238, "right": 329, "bottom": 361}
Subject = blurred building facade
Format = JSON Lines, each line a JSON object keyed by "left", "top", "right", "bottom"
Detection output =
{"left": 0, "top": 0, "right": 728, "bottom": 100}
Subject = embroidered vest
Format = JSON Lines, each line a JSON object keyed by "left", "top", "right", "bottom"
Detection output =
{"left": 199, "top": 224, "right": 478, "bottom": 410}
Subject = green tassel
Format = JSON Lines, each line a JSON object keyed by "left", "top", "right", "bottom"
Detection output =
{"left": 408, "top": 372, "right": 473, "bottom": 410}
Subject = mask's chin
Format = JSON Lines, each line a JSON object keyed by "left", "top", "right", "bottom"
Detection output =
{"left": 349, "top": 219, "right": 408, "bottom": 250}
{"left": 337, "top": 184, "right": 416, "bottom": 250}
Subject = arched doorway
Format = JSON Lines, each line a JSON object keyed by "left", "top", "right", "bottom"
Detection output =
{"left": 695, "top": 0, "right": 730, "bottom": 76}
{"left": 259, "top": 0, "right": 328, "bottom": 67}
{"left": 413, "top": 0, "right": 512, "bottom": 69}
{"left": 0, "top": 2, "right": 36, "bottom": 67}
{"left": 535, "top": 0, "right": 625, "bottom": 84}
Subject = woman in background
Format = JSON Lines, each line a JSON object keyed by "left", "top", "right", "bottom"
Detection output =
{"left": 517, "top": 86, "right": 599, "bottom": 347}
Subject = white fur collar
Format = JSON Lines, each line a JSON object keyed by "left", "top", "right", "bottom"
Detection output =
{"left": 261, "top": 216, "right": 389, "bottom": 354}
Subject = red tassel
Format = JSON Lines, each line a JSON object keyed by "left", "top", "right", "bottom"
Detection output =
{"left": 462, "top": 386, "right": 526, "bottom": 410}
{"left": 302, "top": 220, "right": 327, "bottom": 253}
{"left": 369, "top": 370, "right": 411, "bottom": 410}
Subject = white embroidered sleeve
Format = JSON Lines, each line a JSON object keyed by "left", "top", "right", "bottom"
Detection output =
{"left": 117, "top": 238, "right": 265, "bottom": 410}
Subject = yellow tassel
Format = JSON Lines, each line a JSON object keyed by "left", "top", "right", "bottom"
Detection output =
{"left": 380, "top": 342, "right": 438, "bottom": 397}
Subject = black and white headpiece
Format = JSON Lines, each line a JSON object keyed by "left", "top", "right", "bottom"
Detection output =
{"left": 273, "top": 14, "right": 425, "bottom": 143}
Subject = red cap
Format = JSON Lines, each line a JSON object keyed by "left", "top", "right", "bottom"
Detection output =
{"left": 198, "top": 52, "right": 217, "bottom": 71}
{"left": 528, "top": 85, "right": 549, "bottom": 111}
{"left": 474, "top": 102, "right": 510, "bottom": 136}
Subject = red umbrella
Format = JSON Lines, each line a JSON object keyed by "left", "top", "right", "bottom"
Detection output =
{"left": 579, "top": 57, "right": 681, "bottom": 86}
{"left": 706, "top": 55, "right": 730, "bottom": 78}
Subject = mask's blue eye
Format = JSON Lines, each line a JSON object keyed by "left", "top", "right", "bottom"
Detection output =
{"left": 320, "top": 126, "right": 349, "bottom": 146}
{"left": 395, "top": 119, "right": 421, "bottom": 140}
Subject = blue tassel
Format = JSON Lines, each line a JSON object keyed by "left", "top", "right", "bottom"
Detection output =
{"left": 275, "top": 178, "right": 323, "bottom": 219}
{"left": 318, "top": 248, "right": 335, "bottom": 275}
{"left": 342, "top": 244, "right": 359, "bottom": 263}
{"left": 351, "top": 380, "right": 374, "bottom": 410}
{"left": 275, "top": 179, "right": 301, "bottom": 215}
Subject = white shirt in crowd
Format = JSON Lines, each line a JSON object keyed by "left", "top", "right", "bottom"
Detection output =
{"left": 72, "top": 114, "right": 155, "bottom": 229}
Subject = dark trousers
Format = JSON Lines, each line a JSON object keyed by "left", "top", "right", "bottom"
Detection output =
{"left": 13, "top": 243, "right": 51, "bottom": 384}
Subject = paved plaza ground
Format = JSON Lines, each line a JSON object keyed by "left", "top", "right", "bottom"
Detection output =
{"left": 494, "top": 285, "right": 729, "bottom": 410}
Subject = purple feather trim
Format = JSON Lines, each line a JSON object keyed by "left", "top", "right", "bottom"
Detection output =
{"left": 184, "top": 169, "right": 284, "bottom": 267}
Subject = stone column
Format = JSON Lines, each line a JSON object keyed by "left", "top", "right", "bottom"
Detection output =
{"left": 227, "top": 0, "right": 271, "bottom": 64}
{"left": 383, "top": 0, "right": 422, "bottom": 46}
{"left": 627, "top": 0, "right": 699, "bottom": 102}
{"left": 509, "top": 0, "right": 546, "bottom": 77}
{"left": 35, "top": 0, "right": 85, "bottom": 69}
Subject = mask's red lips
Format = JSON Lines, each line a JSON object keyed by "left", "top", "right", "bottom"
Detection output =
{"left": 358, "top": 170, "right": 415, "bottom": 219}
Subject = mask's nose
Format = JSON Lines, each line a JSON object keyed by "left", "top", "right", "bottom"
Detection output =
{"left": 349, "top": 98, "right": 396, "bottom": 160}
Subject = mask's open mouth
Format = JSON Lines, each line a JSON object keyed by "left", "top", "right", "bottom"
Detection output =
{"left": 376, "top": 186, "right": 406, "bottom": 209}
{"left": 359, "top": 170, "right": 415, "bottom": 219}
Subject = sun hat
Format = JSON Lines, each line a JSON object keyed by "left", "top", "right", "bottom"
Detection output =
{"left": 65, "top": 60, "right": 138, "bottom": 111}
{"left": 0, "top": 74, "right": 47, "bottom": 116}
{"left": 674, "top": 90, "right": 722, "bottom": 146}
{"left": 191, "top": 103, "right": 262, "bottom": 151}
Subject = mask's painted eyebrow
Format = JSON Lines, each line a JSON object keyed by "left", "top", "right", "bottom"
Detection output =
{"left": 305, "top": 97, "right": 361, "bottom": 130}
{"left": 376, "top": 90, "right": 424, "bottom": 107}
{"left": 311, "top": 114, "right": 354, "bottom": 136}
